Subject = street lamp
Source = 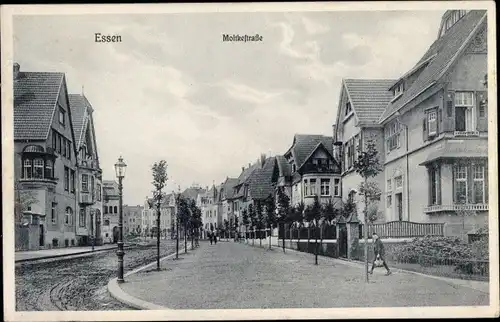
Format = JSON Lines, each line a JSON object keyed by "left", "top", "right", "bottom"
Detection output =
{"left": 114, "top": 156, "right": 127, "bottom": 283}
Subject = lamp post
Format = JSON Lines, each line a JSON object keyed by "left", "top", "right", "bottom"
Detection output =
{"left": 114, "top": 156, "right": 127, "bottom": 283}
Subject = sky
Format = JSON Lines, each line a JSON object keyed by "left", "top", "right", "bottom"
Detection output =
{"left": 13, "top": 9, "right": 444, "bottom": 205}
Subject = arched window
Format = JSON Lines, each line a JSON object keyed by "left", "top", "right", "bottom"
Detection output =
{"left": 65, "top": 207, "right": 73, "bottom": 225}
{"left": 114, "top": 206, "right": 118, "bottom": 213}
{"left": 24, "top": 159, "right": 32, "bottom": 178}
{"left": 104, "top": 206, "right": 108, "bottom": 214}
{"left": 34, "top": 159, "right": 44, "bottom": 178}
{"left": 45, "top": 159, "right": 53, "bottom": 179}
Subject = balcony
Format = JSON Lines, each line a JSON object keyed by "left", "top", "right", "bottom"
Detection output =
{"left": 19, "top": 177, "right": 58, "bottom": 186}
{"left": 79, "top": 191, "right": 95, "bottom": 205}
{"left": 454, "top": 130, "right": 479, "bottom": 137}
{"left": 302, "top": 163, "right": 337, "bottom": 174}
{"left": 424, "top": 204, "right": 489, "bottom": 214}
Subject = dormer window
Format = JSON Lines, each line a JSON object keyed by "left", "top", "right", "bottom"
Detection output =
{"left": 393, "top": 82, "right": 404, "bottom": 98}
{"left": 345, "top": 102, "right": 353, "bottom": 117}
{"left": 440, "top": 10, "right": 467, "bottom": 37}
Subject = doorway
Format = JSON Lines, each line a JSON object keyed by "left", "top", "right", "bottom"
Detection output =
{"left": 112, "top": 226, "right": 119, "bottom": 243}
{"left": 39, "top": 224, "right": 45, "bottom": 247}
{"left": 396, "top": 193, "right": 403, "bottom": 221}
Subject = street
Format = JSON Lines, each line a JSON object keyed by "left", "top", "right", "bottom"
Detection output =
{"left": 15, "top": 240, "right": 176, "bottom": 311}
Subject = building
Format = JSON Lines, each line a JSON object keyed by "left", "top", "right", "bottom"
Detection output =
{"left": 230, "top": 161, "right": 260, "bottom": 234}
{"left": 69, "top": 94, "right": 103, "bottom": 246}
{"left": 283, "top": 134, "right": 342, "bottom": 208}
{"left": 334, "top": 10, "right": 488, "bottom": 237}
{"left": 14, "top": 63, "right": 79, "bottom": 250}
{"left": 123, "top": 205, "right": 143, "bottom": 236}
{"left": 141, "top": 194, "right": 176, "bottom": 239}
{"left": 218, "top": 177, "right": 239, "bottom": 235}
{"left": 102, "top": 180, "right": 119, "bottom": 243}
{"left": 200, "top": 185, "right": 220, "bottom": 236}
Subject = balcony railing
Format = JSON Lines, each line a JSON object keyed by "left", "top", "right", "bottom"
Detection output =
{"left": 454, "top": 130, "right": 480, "bottom": 137}
{"left": 302, "top": 163, "right": 337, "bottom": 174}
{"left": 424, "top": 204, "right": 489, "bottom": 213}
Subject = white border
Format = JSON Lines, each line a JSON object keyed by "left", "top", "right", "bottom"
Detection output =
{"left": 2, "top": 1, "right": 498, "bottom": 321}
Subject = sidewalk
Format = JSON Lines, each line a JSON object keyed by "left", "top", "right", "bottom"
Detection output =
{"left": 114, "top": 241, "right": 489, "bottom": 309}
{"left": 15, "top": 244, "right": 117, "bottom": 262}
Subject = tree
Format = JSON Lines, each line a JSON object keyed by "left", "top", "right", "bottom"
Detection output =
{"left": 242, "top": 208, "right": 250, "bottom": 242}
{"left": 304, "top": 196, "right": 322, "bottom": 265}
{"left": 294, "top": 202, "right": 305, "bottom": 251}
{"left": 233, "top": 215, "right": 239, "bottom": 241}
{"left": 151, "top": 160, "right": 168, "bottom": 271}
{"left": 255, "top": 201, "right": 265, "bottom": 247}
{"left": 321, "top": 200, "right": 339, "bottom": 259}
{"left": 188, "top": 199, "right": 201, "bottom": 249}
{"left": 176, "top": 196, "right": 190, "bottom": 259}
{"left": 264, "top": 195, "right": 277, "bottom": 250}
{"left": 353, "top": 138, "right": 383, "bottom": 283}
{"left": 276, "top": 187, "right": 291, "bottom": 253}
{"left": 249, "top": 204, "right": 257, "bottom": 246}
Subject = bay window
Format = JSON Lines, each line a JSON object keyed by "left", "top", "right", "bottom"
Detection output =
{"left": 82, "top": 174, "right": 89, "bottom": 192}
{"left": 33, "top": 159, "right": 44, "bottom": 178}
{"left": 455, "top": 92, "right": 475, "bottom": 132}
{"left": 454, "top": 164, "right": 468, "bottom": 203}
{"left": 45, "top": 160, "right": 53, "bottom": 179}
{"left": 310, "top": 179, "right": 317, "bottom": 195}
{"left": 473, "top": 164, "right": 485, "bottom": 204}
{"left": 23, "top": 159, "right": 32, "bottom": 178}
{"left": 429, "top": 166, "right": 441, "bottom": 205}
{"left": 303, "top": 179, "right": 309, "bottom": 196}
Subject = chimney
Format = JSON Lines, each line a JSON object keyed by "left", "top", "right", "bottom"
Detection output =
{"left": 241, "top": 166, "right": 245, "bottom": 172}
{"left": 332, "top": 124, "right": 337, "bottom": 139}
{"left": 13, "top": 62, "right": 20, "bottom": 80}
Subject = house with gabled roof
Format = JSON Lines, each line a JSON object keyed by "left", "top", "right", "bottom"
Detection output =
{"left": 140, "top": 193, "right": 176, "bottom": 240}
{"left": 218, "top": 177, "right": 239, "bottom": 234}
{"left": 14, "top": 63, "right": 79, "bottom": 250}
{"left": 334, "top": 10, "right": 489, "bottom": 237}
{"left": 102, "top": 180, "right": 120, "bottom": 243}
{"left": 283, "top": 134, "right": 341, "bottom": 208}
{"left": 69, "top": 94, "right": 103, "bottom": 246}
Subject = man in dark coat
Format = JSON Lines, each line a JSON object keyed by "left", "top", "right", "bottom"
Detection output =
{"left": 370, "top": 232, "right": 392, "bottom": 275}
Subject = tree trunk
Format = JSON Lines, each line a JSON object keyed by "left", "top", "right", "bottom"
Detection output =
{"left": 282, "top": 222, "right": 286, "bottom": 253}
{"left": 320, "top": 223, "right": 324, "bottom": 259}
{"left": 307, "top": 225, "right": 311, "bottom": 254}
{"left": 157, "top": 206, "right": 161, "bottom": 271}
{"left": 297, "top": 224, "right": 301, "bottom": 251}
{"left": 184, "top": 224, "right": 187, "bottom": 253}
{"left": 364, "top": 177, "right": 369, "bottom": 283}
{"left": 315, "top": 222, "right": 319, "bottom": 265}
{"left": 269, "top": 224, "right": 272, "bottom": 250}
{"left": 176, "top": 220, "right": 179, "bottom": 259}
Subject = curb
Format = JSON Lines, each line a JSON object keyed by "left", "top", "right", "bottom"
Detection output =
{"left": 107, "top": 249, "right": 188, "bottom": 310}
{"left": 14, "top": 245, "right": 134, "bottom": 263}
{"left": 248, "top": 242, "right": 489, "bottom": 294}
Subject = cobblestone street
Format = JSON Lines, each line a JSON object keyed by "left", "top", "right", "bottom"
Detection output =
{"left": 120, "top": 241, "right": 489, "bottom": 309}
{"left": 15, "top": 240, "right": 176, "bottom": 311}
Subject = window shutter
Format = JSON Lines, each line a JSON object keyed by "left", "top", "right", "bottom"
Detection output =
{"left": 476, "top": 90, "right": 488, "bottom": 132}
{"left": 422, "top": 118, "right": 428, "bottom": 142}
{"left": 443, "top": 91, "right": 455, "bottom": 132}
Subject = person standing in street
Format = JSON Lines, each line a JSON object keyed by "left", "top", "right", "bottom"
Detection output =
{"left": 209, "top": 231, "right": 213, "bottom": 245}
{"left": 369, "top": 232, "right": 392, "bottom": 276}
{"left": 213, "top": 230, "right": 217, "bottom": 244}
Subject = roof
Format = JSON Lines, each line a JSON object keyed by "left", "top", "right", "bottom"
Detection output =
{"left": 288, "top": 134, "right": 335, "bottom": 170}
{"left": 248, "top": 157, "right": 277, "bottom": 200}
{"left": 220, "top": 178, "right": 239, "bottom": 200}
{"left": 14, "top": 71, "right": 65, "bottom": 140}
{"left": 419, "top": 139, "right": 488, "bottom": 166}
{"left": 68, "top": 94, "right": 89, "bottom": 149}
{"left": 343, "top": 79, "right": 395, "bottom": 124}
{"left": 103, "top": 180, "right": 119, "bottom": 196}
{"left": 276, "top": 155, "right": 292, "bottom": 178}
{"left": 181, "top": 187, "right": 205, "bottom": 201}
{"left": 379, "top": 10, "right": 487, "bottom": 122}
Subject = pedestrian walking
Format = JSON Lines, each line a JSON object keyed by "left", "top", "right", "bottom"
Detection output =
{"left": 213, "top": 231, "right": 217, "bottom": 244}
{"left": 369, "top": 232, "right": 392, "bottom": 276}
{"left": 209, "top": 231, "right": 213, "bottom": 245}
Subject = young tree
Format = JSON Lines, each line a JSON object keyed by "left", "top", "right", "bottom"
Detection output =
{"left": 276, "top": 187, "right": 292, "bottom": 253}
{"left": 242, "top": 208, "right": 250, "bottom": 243}
{"left": 188, "top": 199, "right": 200, "bottom": 250}
{"left": 264, "top": 195, "right": 277, "bottom": 250}
{"left": 249, "top": 203, "right": 257, "bottom": 246}
{"left": 176, "top": 196, "right": 190, "bottom": 258}
{"left": 294, "top": 202, "right": 305, "bottom": 251}
{"left": 255, "top": 201, "right": 265, "bottom": 247}
{"left": 304, "top": 196, "right": 322, "bottom": 265}
{"left": 353, "top": 138, "right": 383, "bottom": 283}
{"left": 320, "top": 200, "right": 338, "bottom": 258}
{"left": 151, "top": 160, "right": 168, "bottom": 271}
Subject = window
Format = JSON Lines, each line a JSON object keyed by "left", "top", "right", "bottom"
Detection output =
{"left": 394, "top": 82, "right": 404, "bottom": 97}
{"left": 454, "top": 165, "right": 468, "bottom": 203}
{"left": 455, "top": 92, "right": 475, "bottom": 132}
{"left": 429, "top": 167, "right": 441, "bottom": 205}
{"left": 473, "top": 164, "right": 485, "bottom": 204}
{"left": 65, "top": 207, "right": 73, "bottom": 225}
{"left": 114, "top": 206, "right": 118, "bottom": 214}
{"left": 386, "top": 195, "right": 392, "bottom": 208}
{"left": 292, "top": 164, "right": 296, "bottom": 173}
{"left": 310, "top": 179, "right": 317, "bottom": 195}
{"left": 427, "top": 110, "right": 437, "bottom": 136}
{"left": 81, "top": 174, "right": 89, "bottom": 192}
{"left": 64, "top": 167, "right": 69, "bottom": 191}
{"left": 51, "top": 202, "right": 57, "bottom": 224}
{"left": 387, "top": 179, "right": 392, "bottom": 192}
{"left": 385, "top": 121, "right": 401, "bottom": 152}
{"left": 59, "top": 106, "right": 65, "bottom": 125}
{"left": 79, "top": 208, "right": 86, "bottom": 227}
{"left": 34, "top": 159, "right": 44, "bottom": 179}
{"left": 23, "top": 159, "right": 32, "bottom": 179}
{"left": 70, "top": 170, "right": 75, "bottom": 193}
{"left": 62, "top": 137, "right": 66, "bottom": 157}
{"left": 45, "top": 159, "right": 53, "bottom": 179}
{"left": 334, "top": 178, "right": 340, "bottom": 197}
{"left": 395, "top": 176, "right": 403, "bottom": 189}
{"left": 345, "top": 102, "right": 352, "bottom": 116}
{"left": 303, "top": 179, "right": 309, "bottom": 196}
{"left": 52, "top": 130, "right": 57, "bottom": 149}
{"left": 97, "top": 184, "right": 101, "bottom": 201}
{"left": 91, "top": 176, "right": 95, "bottom": 199}
{"left": 58, "top": 135, "right": 62, "bottom": 154}
{"left": 479, "top": 96, "right": 486, "bottom": 117}
{"left": 320, "top": 179, "right": 330, "bottom": 196}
